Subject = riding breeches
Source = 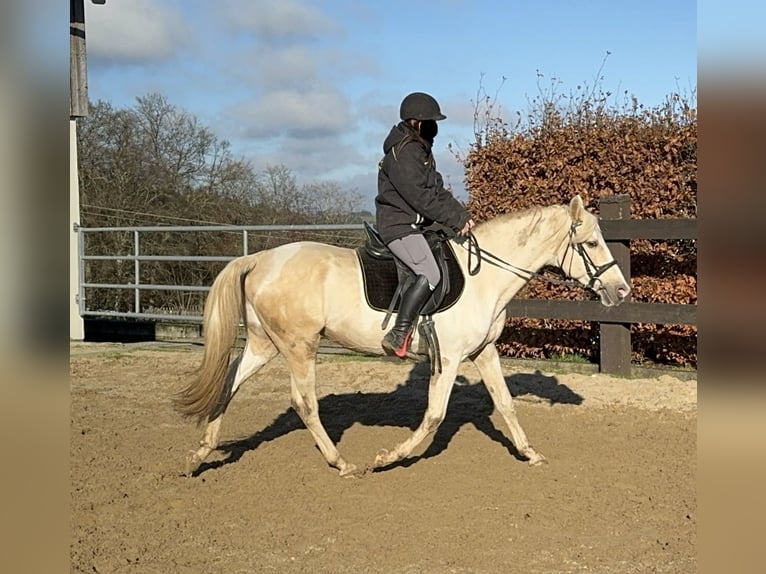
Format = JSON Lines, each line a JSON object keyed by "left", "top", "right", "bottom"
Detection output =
{"left": 385, "top": 233, "right": 440, "bottom": 289}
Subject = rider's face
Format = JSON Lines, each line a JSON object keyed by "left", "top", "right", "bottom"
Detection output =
{"left": 418, "top": 119, "right": 438, "bottom": 140}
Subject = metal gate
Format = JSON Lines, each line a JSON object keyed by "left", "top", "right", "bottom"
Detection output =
{"left": 75, "top": 223, "right": 366, "bottom": 322}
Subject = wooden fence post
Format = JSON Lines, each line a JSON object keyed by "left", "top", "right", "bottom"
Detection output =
{"left": 598, "top": 195, "right": 632, "bottom": 375}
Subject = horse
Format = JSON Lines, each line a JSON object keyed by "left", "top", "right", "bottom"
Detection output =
{"left": 174, "top": 195, "right": 630, "bottom": 476}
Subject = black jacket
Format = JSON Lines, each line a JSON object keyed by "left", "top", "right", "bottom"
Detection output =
{"left": 375, "top": 122, "right": 471, "bottom": 244}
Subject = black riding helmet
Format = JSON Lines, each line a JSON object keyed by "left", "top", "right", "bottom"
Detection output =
{"left": 399, "top": 92, "right": 446, "bottom": 121}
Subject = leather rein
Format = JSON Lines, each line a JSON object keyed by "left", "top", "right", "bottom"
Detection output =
{"left": 462, "top": 222, "right": 619, "bottom": 291}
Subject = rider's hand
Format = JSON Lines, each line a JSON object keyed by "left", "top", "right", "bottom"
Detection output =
{"left": 459, "top": 218, "right": 475, "bottom": 236}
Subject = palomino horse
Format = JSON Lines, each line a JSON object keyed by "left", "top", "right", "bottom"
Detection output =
{"left": 175, "top": 195, "right": 630, "bottom": 476}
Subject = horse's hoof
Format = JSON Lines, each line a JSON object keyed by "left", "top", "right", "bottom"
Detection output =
{"left": 184, "top": 451, "right": 202, "bottom": 476}
{"left": 526, "top": 452, "right": 548, "bottom": 466}
{"left": 374, "top": 448, "right": 396, "bottom": 468}
{"left": 338, "top": 462, "right": 360, "bottom": 477}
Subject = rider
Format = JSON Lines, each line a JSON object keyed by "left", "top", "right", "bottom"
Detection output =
{"left": 375, "top": 92, "right": 475, "bottom": 358}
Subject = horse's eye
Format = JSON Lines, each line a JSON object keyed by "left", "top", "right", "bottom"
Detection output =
{"left": 585, "top": 240, "right": 599, "bottom": 248}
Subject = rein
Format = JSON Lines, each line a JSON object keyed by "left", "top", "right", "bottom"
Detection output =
{"left": 462, "top": 223, "right": 618, "bottom": 290}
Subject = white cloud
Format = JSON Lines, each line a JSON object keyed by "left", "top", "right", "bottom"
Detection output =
{"left": 232, "top": 88, "right": 351, "bottom": 139}
{"left": 256, "top": 135, "right": 368, "bottom": 178}
{"left": 86, "top": 0, "right": 192, "bottom": 65}
{"left": 249, "top": 45, "right": 319, "bottom": 90}
{"left": 221, "top": 0, "right": 341, "bottom": 43}
{"left": 209, "top": 2, "right": 363, "bottom": 143}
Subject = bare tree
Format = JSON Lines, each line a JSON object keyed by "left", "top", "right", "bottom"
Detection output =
{"left": 76, "top": 93, "right": 365, "bottom": 315}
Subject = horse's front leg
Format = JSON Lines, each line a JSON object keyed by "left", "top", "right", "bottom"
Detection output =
{"left": 471, "top": 343, "right": 546, "bottom": 465}
{"left": 372, "top": 358, "right": 460, "bottom": 469}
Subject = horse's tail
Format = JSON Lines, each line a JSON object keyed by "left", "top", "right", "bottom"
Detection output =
{"left": 173, "top": 254, "right": 260, "bottom": 425}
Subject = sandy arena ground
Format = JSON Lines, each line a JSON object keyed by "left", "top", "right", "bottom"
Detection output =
{"left": 70, "top": 342, "right": 696, "bottom": 573}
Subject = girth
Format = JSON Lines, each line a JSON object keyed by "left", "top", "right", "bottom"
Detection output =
{"left": 355, "top": 222, "right": 465, "bottom": 315}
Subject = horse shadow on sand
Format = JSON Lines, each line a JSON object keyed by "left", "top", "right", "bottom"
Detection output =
{"left": 192, "top": 362, "right": 583, "bottom": 477}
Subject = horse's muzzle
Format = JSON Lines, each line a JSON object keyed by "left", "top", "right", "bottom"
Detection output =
{"left": 600, "top": 283, "right": 631, "bottom": 307}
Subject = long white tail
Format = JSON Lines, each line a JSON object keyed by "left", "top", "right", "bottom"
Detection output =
{"left": 173, "top": 254, "right": 260, "bottom": 424}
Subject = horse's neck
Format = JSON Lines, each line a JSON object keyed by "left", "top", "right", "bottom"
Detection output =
{"left": 466, "top": 205, "right": 568, "bottom": 310}
{"left": 478, "top": 205, "right": 567, "bottom": 271}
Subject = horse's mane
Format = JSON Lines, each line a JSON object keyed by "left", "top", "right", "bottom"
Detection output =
{"left": 475, "top": 202, "right": 597, "bottom": 238}
{"left": 471, "top": 202, "right": 603, "bottom": 249}
{"left": 475, "top": 203, "right": 563, "bottom": 233}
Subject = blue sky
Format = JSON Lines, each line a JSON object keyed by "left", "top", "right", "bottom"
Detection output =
{"left": 698, "top": 0, "right": 766, "bottom": 66}
{"left": 83, "top": 0, "right": 697, "bottom": 212}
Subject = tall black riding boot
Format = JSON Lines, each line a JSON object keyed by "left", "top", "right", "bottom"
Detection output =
{"left": 382, "top": 275, "right": 433, "bottom": 358}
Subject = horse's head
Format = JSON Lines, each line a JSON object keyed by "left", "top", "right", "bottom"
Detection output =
{"left": 558, "top": 195, "right": 631, "bottom": 306}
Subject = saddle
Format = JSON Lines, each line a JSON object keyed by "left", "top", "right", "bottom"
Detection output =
{"left": 355, "top": 221, "right": 465, "bottom": 317}
{"left": 355, "top": 222, "right": 466, "bottom": 374}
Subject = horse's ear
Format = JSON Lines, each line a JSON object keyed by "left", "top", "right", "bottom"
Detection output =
{"left": 569, "top": 195, "right": 584, "bottom": 223}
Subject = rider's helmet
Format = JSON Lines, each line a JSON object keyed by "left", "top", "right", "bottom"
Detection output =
{"left": 399, "top": 92, "right": 446, "bottom": 121}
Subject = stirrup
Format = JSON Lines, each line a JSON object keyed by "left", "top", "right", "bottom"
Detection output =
{"left": 418, "top": 316, "right": 442, "bottom": 374}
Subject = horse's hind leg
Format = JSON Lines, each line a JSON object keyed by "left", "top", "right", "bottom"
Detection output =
{"left": 471, "top": 344, "right": 546, "bottom": 465}
{"left": 185, "top": 333, "right": 278, "bottom": 475}
{"left": 373, "top": 358, "right": 460, "bottom": 469}
{"left": 280, "top": 339, "right": 358, "bottom": 476}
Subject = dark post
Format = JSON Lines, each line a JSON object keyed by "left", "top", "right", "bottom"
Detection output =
{"left": 70, "top": 0, "right": 88, "bottom": 117}
{"left": 598, "top": 194, "right": 632, "bottom": 375}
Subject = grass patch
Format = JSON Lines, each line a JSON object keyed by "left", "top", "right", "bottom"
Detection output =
{"left": 548, "top": 352, "right": 590, "bottom": 364}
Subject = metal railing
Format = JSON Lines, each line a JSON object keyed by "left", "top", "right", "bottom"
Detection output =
{"left": 76, "top": 223, "right": 366, "bottom": 322}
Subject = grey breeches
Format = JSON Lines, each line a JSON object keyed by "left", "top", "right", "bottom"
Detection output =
{"left": 386, "top": 233, "right": 440, "bottom": 289}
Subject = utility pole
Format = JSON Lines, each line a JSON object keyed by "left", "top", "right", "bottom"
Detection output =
{"left": 70, "top": 1, "right": 104, "bottom": 339}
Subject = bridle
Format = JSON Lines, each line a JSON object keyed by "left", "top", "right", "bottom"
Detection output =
{"left": 564, "top": 223, "right": 619, "bottom": 290}
{"left": 463, "top": 221, "right": 619, "bottom": 291}
{"left": 564, "top": 223, "right": 617, "bottom": 289}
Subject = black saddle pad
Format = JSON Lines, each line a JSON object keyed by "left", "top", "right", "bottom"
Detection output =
{"left": 355, "top": 241, "right": 465, "bottom": 313}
